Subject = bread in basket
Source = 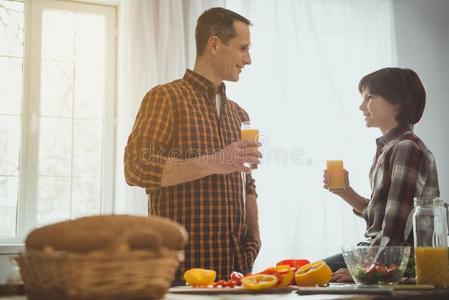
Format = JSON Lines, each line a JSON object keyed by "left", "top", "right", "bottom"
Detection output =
{"left": 15, "top": 215, "right": 188, "bottom": 300}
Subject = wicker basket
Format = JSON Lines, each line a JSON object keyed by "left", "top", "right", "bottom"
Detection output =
{"left": 15, "top": 248, "right": 182, "bottom": 300}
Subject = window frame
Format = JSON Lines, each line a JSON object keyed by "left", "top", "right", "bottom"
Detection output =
{"left": 0, "top": 0, "right": 117, "bottom": 244}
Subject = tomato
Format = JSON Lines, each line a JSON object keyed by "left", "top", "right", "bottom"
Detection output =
{"left": 365, "top": 263, "right": 390, "bottom": 275}
{"left": 212, "top": 278, "right": 241, "bottom": 288}
{"left": 241, "top": 274, "right": 278, "bottom": 290}
{"left": 212, "top": 280, "right": 226, "bottom": 288}
{"left": 229, "top": 271, "right": 244, "bottom": 285}
{"left": 295, "top": 261, "right": 332, "bottom": 287}
{"left": 374, "top": 265, "right": 387, "bottom": 273}
{"left": 228, "top": 280, "right": 236, "bottom": 288}
{"left": 387, "top": 264, "right": 398, "bottom": 273}
{"left": 365, "top": 263, "right": 377, "bottom": 275}
{"left": 230, "top": 271, "right": 244, "bottom": 280}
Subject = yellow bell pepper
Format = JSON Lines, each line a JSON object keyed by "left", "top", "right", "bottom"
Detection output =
{"left": 241, "top": 274, "right": 278, "bottom": 290}
{"left": 274, "top": 265, "right": 294, "bottom": 287}
{"left": 183, "top": 268, "right": 216, "bottom": 287}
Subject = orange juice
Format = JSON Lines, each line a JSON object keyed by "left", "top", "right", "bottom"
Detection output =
{"left": 241, "top": 129, "right": 259, "bottom": 142}
{"left": 415, "top": 247, "right": 449, "bottom": 287}
{"left": 241, "top": 128, "right": 259, "bottom": 169}
{"left": 326, "top": 160, "right": 345, "bottom": 190}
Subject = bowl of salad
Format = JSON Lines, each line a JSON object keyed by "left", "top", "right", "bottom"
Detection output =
{"left": 342, "top": 246, "right": 411, "bottom": 285}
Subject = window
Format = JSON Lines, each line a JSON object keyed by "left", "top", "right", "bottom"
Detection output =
{"left": 0, "top": 0, "right": 116, "bottom": 243}
{"left": 0, "top": 0, "right": 24, "bottom": 238}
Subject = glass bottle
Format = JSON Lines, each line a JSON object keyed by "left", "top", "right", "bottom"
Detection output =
{"left": 413, "top": 197, "right": 449, "bottom": 287}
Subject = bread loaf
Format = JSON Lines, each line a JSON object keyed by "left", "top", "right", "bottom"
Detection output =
{"left": 25, "top": 215, "right": 188, "bottom": 252}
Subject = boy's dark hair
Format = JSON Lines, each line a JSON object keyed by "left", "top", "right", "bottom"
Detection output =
{"left": 195, "top": 7, "right": 251, "bottom": 56}
{"left": 358, "top": 68, "right": 426, "bottom": 125}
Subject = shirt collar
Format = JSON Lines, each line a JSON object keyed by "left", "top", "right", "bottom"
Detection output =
{"left": 183, "top": 69, "right": 227, "bottom": 100}
{"left": 376, "top": 124, "right": 413, "bottom": 149}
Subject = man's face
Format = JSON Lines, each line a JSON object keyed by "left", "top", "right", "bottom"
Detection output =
{"left": 214, "top": 21, "right": 252, "bottom": 82}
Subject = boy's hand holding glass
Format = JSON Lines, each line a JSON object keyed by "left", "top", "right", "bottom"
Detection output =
{"left": 323, "top": 160, "right": 349, "bottom": 195}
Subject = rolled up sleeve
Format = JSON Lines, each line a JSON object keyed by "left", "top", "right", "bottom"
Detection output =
{"left": 246, "top": 173, "right": 258, "bottom": 197}
{"left": 352, "top": 197, "right": 370, "bottom": 219}
{"left": 240, "top": 236, "right": 261, "bottom": 273}
{"left": 124, "top": 87, "right": 173, "bottom": 192}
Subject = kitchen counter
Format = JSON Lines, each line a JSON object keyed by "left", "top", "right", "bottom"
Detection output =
{"left": 0, "top": 295, "right": 372, "bottom": 300}
{"left": 2, "top": 287, "right": 449, "bottom": 300}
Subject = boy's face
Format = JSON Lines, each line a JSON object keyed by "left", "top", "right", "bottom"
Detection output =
{"left": 213, "top": 21, "right": 252, "bottom": 82}
{"left": 359, "top": 88, "right": 399, "bottom": 131}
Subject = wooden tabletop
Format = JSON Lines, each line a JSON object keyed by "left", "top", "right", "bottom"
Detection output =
{"left": 1, "top": 284, "right": 449, "bottom": 300}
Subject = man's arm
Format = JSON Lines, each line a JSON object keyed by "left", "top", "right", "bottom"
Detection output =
{"left": 245, "top": 173, "right": 259, "bottom": 242}
{"left": 245, "top": 194, "right": 260, "bottom": 240}
{"left": 125, "top": 87, "right": 261, "bottom": 191}
{"left": 335, "top": 187, "right": 369, "bottom": 215}
{"left": 240, "top": 194, "right": 261, "bottom": 273}
{"left": 160, "top": 155, "right": 216, "bottom": 187}
{"left": 240, "top": 172, "right": 261, "bottom": 272}
{"left": 160, "top": 141, "right": 261, "bottom": 187}
{"left": 124, "top": 87, "right": 174, "bottom": 191}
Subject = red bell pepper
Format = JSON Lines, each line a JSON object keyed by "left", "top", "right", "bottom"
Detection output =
{"left": 257, "top": 266, "right": 294, "bottom": 287}
{"left": 276, "top": 259, "right": 310, "bottom": 269}
{"left": 276, "top": 259, "right": 310, "bottom": 285}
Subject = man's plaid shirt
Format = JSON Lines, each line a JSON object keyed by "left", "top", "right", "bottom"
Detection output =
{"left": 124, "top": 69, "right": 260, "bottom": 281}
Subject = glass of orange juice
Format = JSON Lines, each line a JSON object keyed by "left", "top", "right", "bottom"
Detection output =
{"left": 326, "top": 160, "right": 345, "bottom": 190}
{"left": 241, "top": 121, "right": 259, "bottom": 169}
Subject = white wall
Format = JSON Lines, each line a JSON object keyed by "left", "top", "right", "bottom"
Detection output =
{"left": 393, "top": 0, "right": 449, "bottom": 201}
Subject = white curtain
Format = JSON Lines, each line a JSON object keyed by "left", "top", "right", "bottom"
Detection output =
{"left": 115, "top": 0, "right": 397, "bottom": 270}
{"left": 115, "top": 0, "right": 224, "bottom": 214}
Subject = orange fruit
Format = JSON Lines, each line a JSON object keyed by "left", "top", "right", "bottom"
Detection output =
{"left": 241, "top": 274, "right": 278, "bottom": 290}
{"left": 295, "top": 261, "right": 332, "bottom": 286}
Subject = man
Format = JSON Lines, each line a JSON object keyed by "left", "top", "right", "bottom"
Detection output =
{"left": 124, "top": 7, "right": 261, "bottom": 283}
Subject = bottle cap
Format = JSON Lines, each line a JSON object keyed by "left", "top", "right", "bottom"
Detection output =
{"left": 414, "top": 196, "right": 436, "bottom": 206}
{"left": 433, "top": 197, "right": 444, "bottom": 205}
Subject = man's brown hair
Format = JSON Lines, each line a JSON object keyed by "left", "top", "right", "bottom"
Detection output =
{"left": 195, "top": 7, "right": 251, "bottom": 56}
{"left": 358, "top": 68, "right": 426, "bottom": 125}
